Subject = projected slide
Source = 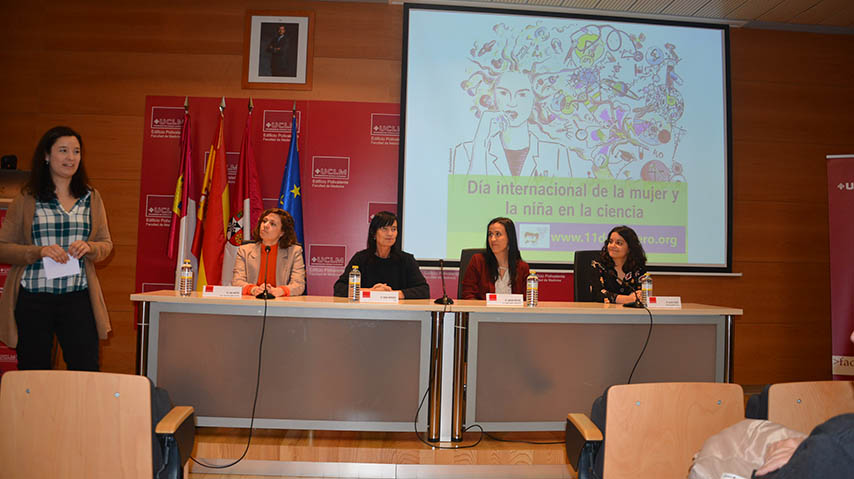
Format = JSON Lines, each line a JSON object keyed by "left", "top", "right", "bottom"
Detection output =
{"left": 402, "top": 6, "right": 729, "bottom": 269}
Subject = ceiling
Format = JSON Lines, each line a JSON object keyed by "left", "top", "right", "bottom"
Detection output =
{"left": 394, "top": 0, "right": 854, "bottom": 33}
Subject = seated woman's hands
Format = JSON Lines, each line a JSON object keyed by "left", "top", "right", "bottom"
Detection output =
{"left": 366, "top": 283, "right": 404, "bottom": 299}
{"left": 367, "top": 283, "right": 392, "bottom": 292}
{"left": 248, "top": 284, "right": 290, "bottom": 297}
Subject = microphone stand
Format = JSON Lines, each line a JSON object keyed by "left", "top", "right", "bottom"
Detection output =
{"left": 622, "top": 290, "right": 644, "bottom": 308}
{"left": 434, "top": 259, "right": 454, "bottom": 305}
{"left": 256, "top": 245, "right": 275, "bottom": 300}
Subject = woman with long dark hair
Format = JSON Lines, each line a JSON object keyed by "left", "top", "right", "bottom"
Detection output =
{"left": 0, "top": 126, "right": 113, "bottom": 370}
{"left": 461, "top": 217, "right": 530, "bottom": 299}
{"left": 333, "top": 211, "right": 429, "bottom": 299}
{"left": 232, "top": 208, "right": 305, "bottom": 297}
{"left": 592, "top": 225, "right": 647, "bottom": 304}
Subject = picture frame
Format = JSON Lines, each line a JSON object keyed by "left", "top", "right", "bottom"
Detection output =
{"left": 243, "top": 10, "right": 315, "bottom": 90}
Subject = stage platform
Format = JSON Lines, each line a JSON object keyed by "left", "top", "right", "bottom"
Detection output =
{"left": 189, "top": 428, "right": 573, "bottom": 478}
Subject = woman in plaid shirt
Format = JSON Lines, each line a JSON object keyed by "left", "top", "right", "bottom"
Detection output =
{"left": 0, "top": 126, "right": 112, "bottom": 370}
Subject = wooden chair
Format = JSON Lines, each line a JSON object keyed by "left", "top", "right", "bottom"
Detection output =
{"left": 767, "top": 380, "right": 854, "bottom": 434}
{"left": 566, "top": 382, "right": 745, "bottom": 479}
{"left": 0, "top": 370, "right": 195, "bottom": 479}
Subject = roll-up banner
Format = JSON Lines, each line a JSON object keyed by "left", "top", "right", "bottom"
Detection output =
{"left": 827, "top": 154, "right": 854, "bottom": 379}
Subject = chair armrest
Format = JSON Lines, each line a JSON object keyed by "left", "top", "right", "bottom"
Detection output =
{"left": 155, "top": 406, "right": 194, "bottom": 434}
{"left": 567, "top": 413, "right": 603, "bottom": 441}
{"left": 566, "top": 413, "right": 604, "bottom": 476}
{"left": 156, "top": 406, "right": 196, "bottom": 472}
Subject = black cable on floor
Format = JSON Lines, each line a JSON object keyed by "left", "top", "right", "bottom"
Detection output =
{"left": 190, "top": 296, "right": 270, "bottom": 469}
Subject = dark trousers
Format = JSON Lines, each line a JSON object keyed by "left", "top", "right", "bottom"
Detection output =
{"left": 14, "top": 288, "right": 99, "bottom": 371}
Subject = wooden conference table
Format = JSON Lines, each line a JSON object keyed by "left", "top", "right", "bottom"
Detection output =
{"left": 131, "top": 291, "right": 741, "bottom": 442}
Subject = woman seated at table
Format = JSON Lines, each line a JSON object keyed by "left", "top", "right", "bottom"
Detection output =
{"left": 461, "top": 217, "right": 529, "bottom": 299}
{"left": 333, "top": 211, "right": 429, "bottom": 299}
{"left": 592, "top": 225, "right": 647, "bottom": 304}
{"left": 232, "top": 208, "right": 305, "bottom": 297}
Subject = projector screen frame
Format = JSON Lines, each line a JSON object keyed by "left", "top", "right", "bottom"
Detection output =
{"left": 397, "top": 3, "right": 733, "bottom": 274}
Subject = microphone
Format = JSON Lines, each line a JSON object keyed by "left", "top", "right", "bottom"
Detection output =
{"left": 256, "top": 245, "right": 275, "bottom": 300}
{"left": 622, "top": 290, "right": 644, "bottom": 308}
{"left": 434, "top": 258, "right": 454, "bottom": 305}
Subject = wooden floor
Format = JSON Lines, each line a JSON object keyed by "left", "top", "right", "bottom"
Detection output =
{"left": 187, "top": 427, "right": 573, "bottom": 478}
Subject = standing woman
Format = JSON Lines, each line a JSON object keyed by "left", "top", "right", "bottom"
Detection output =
{"left": 232, "top": 208, "right": 305, "bottom": 297}
{"left": 0, "top": 126, "right": 113, "bottom": 371}
{"left": 461, "top": 217, "right": 530, "bottom": 299}
{"left": 592, "top": 225, "right": 647, "bottom": 304}
{"left": 333, "top": 211, "right": 429, "bottom": 299}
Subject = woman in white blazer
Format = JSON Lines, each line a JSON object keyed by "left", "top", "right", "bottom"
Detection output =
{"left": 232, "top": 208, "right": 305, "bottom": 297}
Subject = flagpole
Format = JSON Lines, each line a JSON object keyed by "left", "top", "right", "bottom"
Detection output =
{"left": 172, "top": 96, "right": 191, "bottom": 287}
{"left": 245, "top": 98, "right": 254, "bottom": 231}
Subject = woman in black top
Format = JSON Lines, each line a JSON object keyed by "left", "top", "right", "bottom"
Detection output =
{"left": 591, "top": 225, "right": 647, "bottom": 304}
{"left": 333, "top": 211, "right": 429, "bottom": 299}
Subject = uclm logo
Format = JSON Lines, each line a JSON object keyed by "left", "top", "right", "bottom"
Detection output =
{"left": 368, "top": 202, "right": 397, "bottom": 224}
{"left": 312, "top": 157, "right": 350, "bottom": 179}
{"left": 309, "top": 245, "right": 346, "bottom": 267}
{"left": 145, "top": 195, "right": 173, "bottom": 219}
{"left": 151, "top": 107, "right": 184, "bottom": 130}
{"left": 370, "top": 113, "right": 399, "bottom": 137}
{"left": 263, "top": 110, "right": 298, "bottom": 133}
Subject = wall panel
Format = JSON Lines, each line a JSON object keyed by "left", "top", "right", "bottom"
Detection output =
{"left": 732, "top": 199, "right": 828, "bottom": 263}
{"left": 732, "top": 140, "right": 837, "bottom": 204}
{"left": 729, "top": 28, "right": 854, "bottom": 86}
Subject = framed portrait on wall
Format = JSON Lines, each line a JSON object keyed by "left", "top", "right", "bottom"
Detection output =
{"left": 243, "top": 10, "right": 315, "bottom": 90}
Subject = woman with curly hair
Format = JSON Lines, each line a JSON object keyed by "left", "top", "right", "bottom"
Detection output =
{"left": 591, "top": 225, "right": 647, "bottom": 304}
{"left": 232, "top": 208, "right": 305, "bottom": 297}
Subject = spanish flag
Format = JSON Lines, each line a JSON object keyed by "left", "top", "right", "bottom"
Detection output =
{"left": 191, "top": 105, "right": 229, "bottom": 289}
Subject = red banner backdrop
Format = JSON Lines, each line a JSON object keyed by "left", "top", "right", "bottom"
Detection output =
{"left": 136, "top": 96, "right": 573, "bottom": 300}
{"left": 0, "top": 208, "right": 17, "bottom": 375}
{"left": 827, "top": 154, "right": 854, "bottom": 379}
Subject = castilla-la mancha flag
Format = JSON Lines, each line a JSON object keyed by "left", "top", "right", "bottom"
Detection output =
{"left": 192, "top": 109, "right": 229, "bottom": 289}
{"left": 167, "top": 107, "right": 198, "bottom": 287}
{"left": 222, "top": 107, "right": 263, "bottom": 285}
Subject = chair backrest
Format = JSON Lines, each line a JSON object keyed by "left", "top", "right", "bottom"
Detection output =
{"left": 0, "top": 370, "right": 153, "bottom": 478}
{"left": 603, "top": 382, "right": 744, "bottom": 479}
{"left": 573, "top": 250, "right": 600, "bottom": 302}
{"left": 458, "top": 248, "right": 484, "bottom": 298}
{"left": 767, "top": 380, "right": 854, "bottom": 434}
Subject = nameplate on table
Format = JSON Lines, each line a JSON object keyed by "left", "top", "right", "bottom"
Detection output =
{"left": 647, "top": 296, "right": 682, "bottom": 309}
{"left": 360, "top": 290, "right": 399, "bottom": 303}
{"left": 202, "top": 285, "right": 242, "bottom": 298}
{"left": 486, "top": 293, "right": 524, "bottom": 306}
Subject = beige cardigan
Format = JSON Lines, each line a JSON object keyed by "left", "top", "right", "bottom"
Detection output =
{"left": 0, "top": 190, "right": 113, "bottom": 348}
{"left": 231, "top": 243, "right": 306, "bottom": 295}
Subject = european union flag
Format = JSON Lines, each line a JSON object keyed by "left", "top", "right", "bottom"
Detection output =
{"left": 278, "top": 109, "right": 304, "bottom": 244}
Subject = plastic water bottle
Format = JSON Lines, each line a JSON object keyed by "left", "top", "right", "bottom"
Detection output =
{"left": 641, "top": 273, "right": 653, "bottom": 307}
{"left": 525, "top": 270, "right": 538, "bottom": 307}
{"left": 179, "top": 260, "right": 193, "bottom": 297}
{"left": 348, "top": 265, "right": 361, "bottom": 302}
